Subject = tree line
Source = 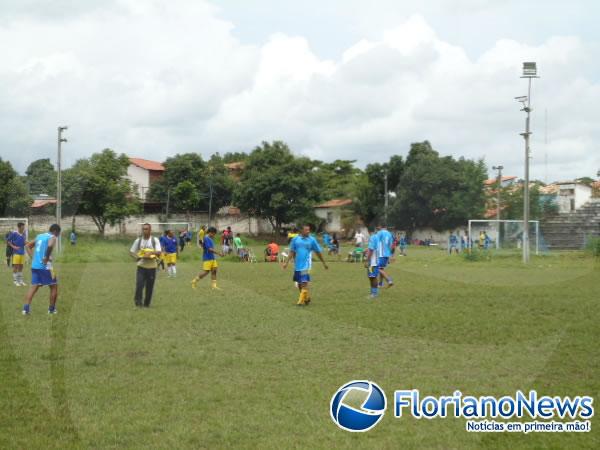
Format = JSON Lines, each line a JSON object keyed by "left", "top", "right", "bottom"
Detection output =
{"left": 2, "top": 140, "right": 518, "bottom": 235}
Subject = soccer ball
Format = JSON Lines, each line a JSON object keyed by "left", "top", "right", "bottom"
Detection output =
{"left": 138, "top": 248, "right": 156, "bottom": 259}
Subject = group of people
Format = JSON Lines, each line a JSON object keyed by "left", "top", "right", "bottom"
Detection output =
{"left": 8, "top": 220, "right": 400, "bottom": 314}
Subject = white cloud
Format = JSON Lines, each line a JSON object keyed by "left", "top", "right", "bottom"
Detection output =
{"left": 0, "top": 1, "right": 598, "bottom": 183}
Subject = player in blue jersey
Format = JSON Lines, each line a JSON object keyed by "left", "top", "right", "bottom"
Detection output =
{"left": 163, "top": 229, "right": 179, "bottom": 277}
{"left": 376, "top": 225, "right": 394, "bottom": 288}
{"left": 7, "top": 222, "right": 27, "bottom": 286}
{"left": 22, "top": 224, "right": 61, "bottom": 315}
{"left": 283, "top": 224, "right": 328, "bottom": 306}
{"left": 448, "top": 232, "right": 459, "bottom": 254}
{"left": 365, "top": 228, "right": 380, "bottom": 298}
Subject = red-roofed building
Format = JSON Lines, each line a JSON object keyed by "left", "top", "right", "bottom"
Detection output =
{"left": 127, "top": 157, "right": 165, "bottom": 202}
{"left": 314, "top": 198, "right": 353, "bottom": 232}
{"left": 484, "top": 176, "right": 517, "bottom": 187}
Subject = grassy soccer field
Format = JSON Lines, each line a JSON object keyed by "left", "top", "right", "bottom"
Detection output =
{"left": 1, "top": 236, "right": 599, "bottom": 449}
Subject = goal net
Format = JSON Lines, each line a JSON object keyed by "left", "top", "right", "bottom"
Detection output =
{"left": 467, "top": 220, "right": 545, "bottom": 254}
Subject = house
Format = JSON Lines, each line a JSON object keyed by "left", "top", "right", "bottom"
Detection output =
{"left": 549, "top": 181, "right": 592, "bottom": 213}
{"left": 484, "top": 175, "right": 517, "bottom": 188}
{"left": 224, "top": 162, "right": 245, "bottom": 181}
{"left": 127, "top": 157, "right": 165, "bottom": 202}
{"left": 314, "top": 199, "right": 352, "bottom": 233}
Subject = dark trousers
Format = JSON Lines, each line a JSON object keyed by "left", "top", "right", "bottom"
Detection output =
{"left": 135, "top": 267, "right": 156, "bottom": 307}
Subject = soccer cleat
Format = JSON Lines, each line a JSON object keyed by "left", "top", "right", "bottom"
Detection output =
{"left": 19, "top": 281, "right": 27, "bottom": 286}
{"left": 191, "top": 278, "right": 198, "bottom": 289}
{"left": 48, "top": 308, "right": 58, "bottom": 315}
{"left": 211, "top": 285, "right": 222, "bottom": 291}
{"left": 14, "top": 281, "right": 20, "bottom": 286}
{"left": 22, "top": 304, "right": 30, "bottom": 315}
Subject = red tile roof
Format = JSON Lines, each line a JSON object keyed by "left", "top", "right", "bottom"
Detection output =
{"left": 31, "top": 199, "right": 57, "bottom": 208}
{"left": 129, "top": 157, "right": 165, "bottom": 172}
{"left": 484, "top": 175, "right": 517, "bottom": 186}
{"left": 315, "top": 199, "right": 353, "bottom": 208}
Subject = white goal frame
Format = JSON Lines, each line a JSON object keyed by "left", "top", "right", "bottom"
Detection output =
{"left": 468, "top": 219, "right": 540, "bottom": 255}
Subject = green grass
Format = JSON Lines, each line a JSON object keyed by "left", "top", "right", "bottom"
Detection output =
{"left": 1, "top": 237, "right": 599, "bottom": 449}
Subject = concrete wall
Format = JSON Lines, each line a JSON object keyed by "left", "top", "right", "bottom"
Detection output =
{"left": 28, "top": 213, "right": 274, "bottom": 236}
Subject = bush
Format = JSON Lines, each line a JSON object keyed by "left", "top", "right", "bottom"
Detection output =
{"left": 462, "top": 248, "right": 492, "bottom": 262}
{"left": 585, "top": 236, "right": 600, "bottom": 257}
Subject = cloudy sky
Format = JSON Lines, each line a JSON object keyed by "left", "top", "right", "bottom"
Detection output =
{"left": 1, "top": 0, "right": 598, "bottom": 182}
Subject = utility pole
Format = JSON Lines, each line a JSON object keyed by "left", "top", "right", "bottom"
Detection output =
{"left": 492, "top": 165, "right": 503, "bottom": 249}
{"left": 517, "top": 62, "right": 539, "bottom": 264}
{"left": 57, "top": 126, "right": 68, "bottom": 253}
{"left": 208, "top": 181, "right": 213, "bottom": 227}
{"left": 165, "top": 188, "right": 170, "bottom": 218}
{"left": 384, "top": 171, "right": 389, "bottom": 226}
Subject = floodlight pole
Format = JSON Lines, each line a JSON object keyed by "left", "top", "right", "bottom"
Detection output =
{"left": 492, "top": 165, "right": 503, "bottom": 249}
{"left": 384, "top": 171, "right": 389, "bottom": 226}
{"left": 57, "top": 126, "right": 68, "bottom": 253}
{"left": 519, "top": 62, "right": 539, "bottom": 264}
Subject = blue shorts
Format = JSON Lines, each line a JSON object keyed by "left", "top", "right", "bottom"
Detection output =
{"left": 293, "top": 271, "right": 311, "bottom": 284}
{"left": 31, "top": 268, "right": 57, "bottom": 286}
{"left": 378, "top": 257, "right": 389, "bottom": 268}
{"left": 367, "top": 266, "right": 380, "bottom": 278}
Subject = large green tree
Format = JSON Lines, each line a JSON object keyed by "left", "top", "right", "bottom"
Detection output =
{"left": 234, "top": 141, "right": 322, "bottom": 235}
{"left": 390, "top": 141, "right": 486, "bottom": 232}
{"left": 0, "top": 158, "right": 32, "bottom": 216}
{"left": 147, "top": 153, "right": 234, "bottom": 214}
{"left": 26, "top": 158, "right": 56, "bottom": 196}
{"left": 351, "top": 155, "right": 404, "bottom": 226}
{"left": 313, "top": 159, "right": 361, "bottom": 200}
{"left": 62, "top": 149, "right": 140, "bottom": 235}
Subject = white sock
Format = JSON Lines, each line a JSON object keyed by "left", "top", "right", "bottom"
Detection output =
{"left": 172, "top": 266, "right": 177, "bottom": 276}
{"left": 169, "top": 266, "right": 174, "bottom": 276}
{"left": 18, "top": 272, "right": 23, "bottom": 282}
{"left": 13, "top": 273, "right": 17, "bottom": 281}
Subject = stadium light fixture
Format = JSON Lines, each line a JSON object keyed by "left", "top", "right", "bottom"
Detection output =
{"left": 517, "top": 61, "right": 539, "bottom": 264}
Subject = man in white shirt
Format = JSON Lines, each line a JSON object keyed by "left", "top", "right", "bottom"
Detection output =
{"left": 354, "top": 230, "right": 366, "bottom": 248}
{"left": 129, "top": 223, "right": 162, "bottom": 308}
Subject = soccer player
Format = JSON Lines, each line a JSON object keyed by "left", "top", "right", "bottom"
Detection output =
{"left": 22, "top": 224, "right": 61, "bottom": 315}
{"left": 191, "top": 226, "right": 223, "bottom": 290}
{"left": 449, "top": 232, "right": 459, "bottom": 254}
{"left": 158, "top": 230, "right": 168, "bottom": 271}
{"left": 163, "top": 229, "right": 179, "bottom": 277}
{"left": 129, "top": 223, "right": 162, "bottom": 308}
{"left": 377, "top": 225, "right": 394, "bottom": 288}
{"left": 283, "top": 224, "right": 328, "bottom": 306}
{"left": 365, "top": 229, "right": 380, "bottom": 298}
{"left": 7, "top": 222, "right": 27, "bottom": 286}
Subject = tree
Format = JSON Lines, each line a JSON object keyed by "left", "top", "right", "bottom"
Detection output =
{"left": 25, "top": 158, "right": 56, "bottom": 196}
{"left": 351, "top": 155, "right": 404, "bottom": 226}
{"left": 500, "top": 183, "right": 557, "bottom": 220}
{"left": 313, "top": 159, "right": 361, "bottom": 200}
{"left": 234, "top": 141, "right": 322, "bottom": 235}
{"left": 62, "top": 149, "right": 140, "bottom": 235}
{"left": 147, "top": 153, "right": 234, "bottom": 214}
{"left": 0, "top": 158, "right": 32, "bottom": 216}
{"left": 390, "top": 141, "right": 486, "bottom": 232}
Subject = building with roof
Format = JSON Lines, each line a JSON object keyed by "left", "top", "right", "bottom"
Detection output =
{"left": 551, "top": 181, "right": 592, "bottom": 213}
{"left": 127, "top": 157, "right": 165, "bottom": 202}
{"left": 314, "top": 198, "right": 353, "bottom": 233}
{"left": 484, "top": 175, "right": 517, "bottom": 188}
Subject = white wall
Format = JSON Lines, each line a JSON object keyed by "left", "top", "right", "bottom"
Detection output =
{"left": 126, "top": 165, "right": 149, "bottom": 200}
{"left": 28, "top": 213, "right": 274, "bottom": 236}
{"left": 315, "top": 208, "right": 343, "bottom": 233}
{"left": 575, "top": 184, "right": 592, "bottom": 209}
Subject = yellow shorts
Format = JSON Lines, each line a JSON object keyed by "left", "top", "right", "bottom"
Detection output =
{"left": 202, "top": 260, "right": 218, "bottom": 271}
{"left": 12, "top": 254, "right": 25, "bottom": 265}
{"left": 165, "top": 253, "right": 177, "bottom": 264}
